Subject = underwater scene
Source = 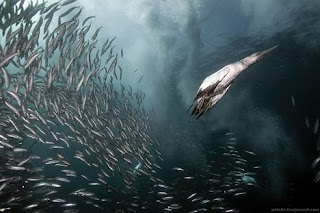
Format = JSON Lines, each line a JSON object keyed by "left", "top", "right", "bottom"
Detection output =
{"left": 1, "top": 0, "right": 320, "bottom": 212}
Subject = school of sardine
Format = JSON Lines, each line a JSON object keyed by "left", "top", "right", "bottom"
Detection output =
{"left": 154, "top": 132, "right": 264, "bottom": 213}
{"left": 291, "top": 95, "right": 320, "bottom": 183}
{"left": 0, "top": 0, "right": 264, "bottom": 212}
{"left": 309, "top": 115, "right": 320, "bottom": 183}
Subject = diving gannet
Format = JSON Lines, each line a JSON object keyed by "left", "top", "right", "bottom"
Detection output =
{"left": 190, "top": 45, "right": 278, "bottom": 119}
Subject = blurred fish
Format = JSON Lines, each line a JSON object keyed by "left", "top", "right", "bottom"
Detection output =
{"left": 306, "top": 116, "right": 310, "bottom": 128}
{"left": 133, "top": 162, "right": 142, "bottom": 175}
{"left": 62, "top": 0, "right": 78, "bottom": 6}
{"left": 241, "top": 173, "right": 256, "bottom": 184}
{"left": 314, "top": 118, "right": 319, "bottom": 134}
{"left": 315, "top": 171, "right": 320, "bottom": 182}
{"left": 172, "top": 167, "right": 184, "bottom": 172}
{"left": 291, "top": 96, "right": 295, "bottom": 107}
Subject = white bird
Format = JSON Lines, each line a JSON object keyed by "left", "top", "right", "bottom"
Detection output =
{"left": 190, "top": 45, "right": 278, "bottom": 119}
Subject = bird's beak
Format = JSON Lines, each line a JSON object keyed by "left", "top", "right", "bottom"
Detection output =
{"left": 256, "top": 45, "right": 278, "bottom": 61}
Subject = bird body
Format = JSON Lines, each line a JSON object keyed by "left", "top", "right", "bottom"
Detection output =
{"left": 190, "top": 45, "right": 278, "bottom": 118}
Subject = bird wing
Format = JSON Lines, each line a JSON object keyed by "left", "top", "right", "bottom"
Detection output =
{"left": 190, "top": 66, "right": 231, "bottom": 118}
{"left": 207, "top": 83, "right": 232, "bottom": 108}
{"left": 194, "top": 66, "right": 230, "bottom": 101}
{"left": 192, "top": 83, "right": 232, "bottom": 119}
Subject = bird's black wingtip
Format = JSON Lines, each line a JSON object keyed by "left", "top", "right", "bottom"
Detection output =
{"left": 191, "top": 105, "right": 198, "bottom": 116}
{"left": 196, "top": 111, "right": 204, "bottom": 120}
{"left": 186, "top": 103, "right": 194, "bottom": 114}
